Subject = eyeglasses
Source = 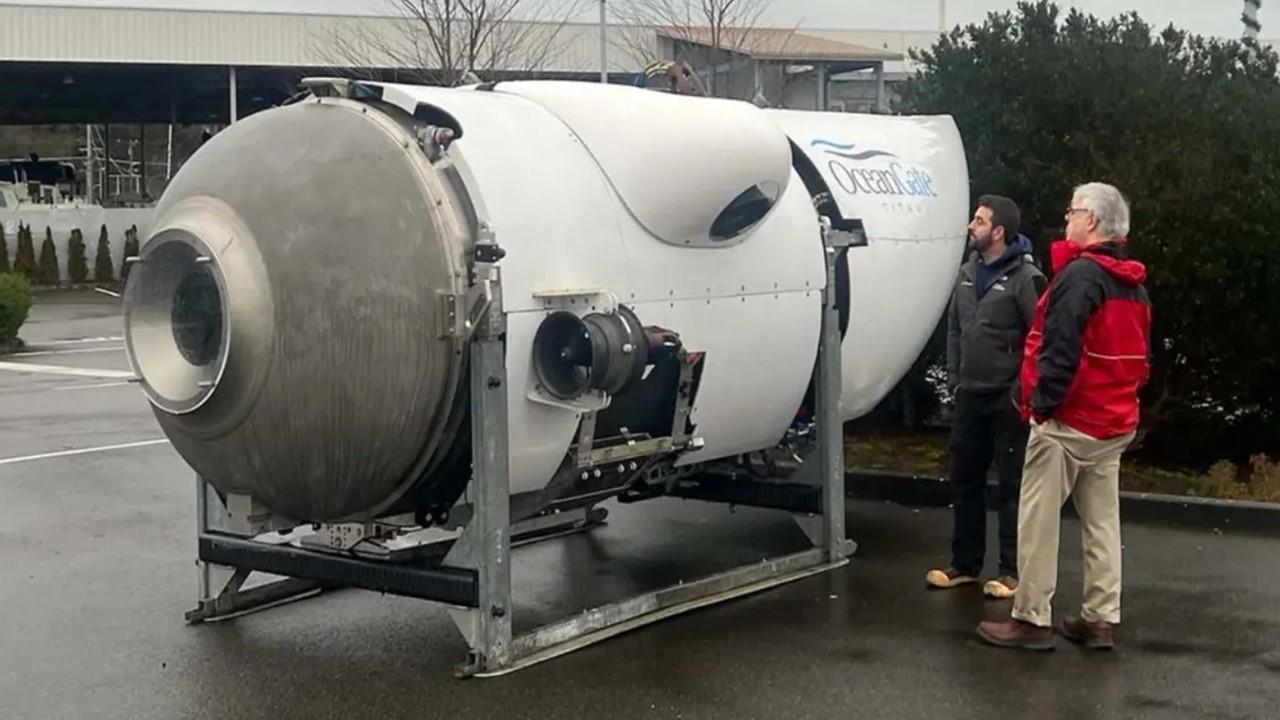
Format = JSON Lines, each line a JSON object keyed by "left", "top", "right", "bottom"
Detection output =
{"left": 1064, "top": 207, "right": 1090, "bottom": 219}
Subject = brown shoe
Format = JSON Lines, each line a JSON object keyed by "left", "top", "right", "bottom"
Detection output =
{"left": 976, "top": 618, "right": 1054, "bottom": 651}
{"left": 1061, "top": 615, "right": 1115, "bottom": 650}
{"left": 926, "top": 567, "right": 978, "bottom": 589}
{"left": 983, "top": 575, "right": 1018, "bottom": 599}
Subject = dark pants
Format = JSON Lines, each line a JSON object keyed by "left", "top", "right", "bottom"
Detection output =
{"left": 949, "top": 388, "right": 1029, "bottom": 578}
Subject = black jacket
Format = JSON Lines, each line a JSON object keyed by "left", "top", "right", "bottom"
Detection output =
{"left": 947, "top": 234, "right": 1047, "bottom": 395}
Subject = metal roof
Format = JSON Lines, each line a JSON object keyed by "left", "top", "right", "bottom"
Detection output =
{"left": 657, "top": 27, "right": 902, "bottom": 63}
{"left": 0, "top": 3, "right": 901, "bottom": 71}
{"left": 0, "top": 3, "right": 904, "bottom": 124}
{"left": 0, "top": 3, "right": 616, "bottom": 72}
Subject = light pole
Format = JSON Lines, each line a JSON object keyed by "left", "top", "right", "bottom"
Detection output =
{"left": 938, "top": 0, "right": 946, "bottom": 32}
{"left": 600, "top": 0, "right": 608, "bottom": 83}
{"left": 1244, "top": 0, "right": 1262, "bottom": 39}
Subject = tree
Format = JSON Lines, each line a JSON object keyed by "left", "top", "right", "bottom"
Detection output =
{"left": 325, "top": 0, "right": 586, "bottom": 87}
{"left": 94, "top": 224, "right": 114, "bottom": 283}
{"left": 610, "top": 0, "right": 784, "bottom": 100}
{"left": 0, "top": 223, "right": 9, "bottom": 274}
{"left": 121, "top": 225, "right": 140, "bottom": 286}
{"left": 13, "top": 224, "right": 37, "bottom": 282}
{"left": 37, "top": 227, "right": 59, "bottom": 286}
{"left": 67, "top": 228, "right": 89, "bottom": 284}
{"left": 898, "top": 1, "right": 1280, "bottom": 466}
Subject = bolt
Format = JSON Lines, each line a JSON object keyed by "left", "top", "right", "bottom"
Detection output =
{"left": 622, "top": 343, "right": 634, "bottom": 354}
{"left": 487, "top": 376, "right": 501, "bottom": 388}
{"left": 491, "top": 604, "right": 506, "bottom": 618}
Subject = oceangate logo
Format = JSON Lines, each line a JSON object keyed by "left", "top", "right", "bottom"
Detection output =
{"left": 811, "top": 139, "right": 938, "bottom": 199}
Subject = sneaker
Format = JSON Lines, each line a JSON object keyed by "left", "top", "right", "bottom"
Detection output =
{"left": 976, "top": 618, "right": 1055, "bottom": 651}
{"left": 1061, "top": 615, "right": 1115, "bottom": 650}
{"left": 925, "top": 567, "right": 978, "bottom": 589}
{"left": 983, "top": 575, "right": 1018, "bottom": 599}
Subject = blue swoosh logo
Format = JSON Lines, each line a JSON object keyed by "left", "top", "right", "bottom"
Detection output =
{"left": 827, "top": 149, "right": 900, "bottom": 161}
{"left": 810, "top": 138, "right": 900, "bottom": 161}
{"left": 810, "top": 139, "right": 857, "bottom": 151}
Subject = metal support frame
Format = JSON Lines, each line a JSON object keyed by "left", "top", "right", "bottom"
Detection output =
{"left": 450, "top": 221, "right": 854, "bottom": 677}
{"left": 84, "top": 125, "right": 94, "bottom": 203}
{"left": 598, "top": 0, "right": 608, "bottom": 83}
{"left": 874, "top": 62, "right": 887, "bottom": 114}
{"left": 813, "top": 221, "right": 855, "bottom": 560}
{"left": 229, "top": 67, "right": 238, "bottom": 124}
{"left": 816, "top": 62, "right": 829, "bottom": 111}
{"left": 182, "top": 224, "right": 855, "bottom": 677}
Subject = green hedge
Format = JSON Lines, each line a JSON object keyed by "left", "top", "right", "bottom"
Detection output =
{"left": 0, "top": 272, "right": 32, "bottom": 349}
{"left": 897, "top": 1, "right": 1280, "bottom": 466}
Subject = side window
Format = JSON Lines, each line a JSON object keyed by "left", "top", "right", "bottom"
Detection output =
{"left": 709, "top": 182, "right": 778, "bottom": 242}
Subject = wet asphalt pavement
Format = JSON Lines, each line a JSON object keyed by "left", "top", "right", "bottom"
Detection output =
{"left": 2, "top": 292, "right": 1279, "bottom": 720}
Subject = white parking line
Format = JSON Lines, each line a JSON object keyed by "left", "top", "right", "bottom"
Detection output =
{"left": 10, "top": 346, "right": 125, "bottom": 358}
{"left": 34, "top": 336, "right": 124, "bottom": 346}
{"left": 53, "top": 381, "right": 133, "bottom": 391}
{"left": 0, "top": 361, "right": 135, "bottom": 380}
{"left": 0, "top": 439, "right": 169, "bottom": 466}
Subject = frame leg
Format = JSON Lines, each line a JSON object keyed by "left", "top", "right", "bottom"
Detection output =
{"left": 449, "top": 266, "right": 513, "bottom": 678}
{"left": 816, "top": 228, "right": 855, "bottom": 561}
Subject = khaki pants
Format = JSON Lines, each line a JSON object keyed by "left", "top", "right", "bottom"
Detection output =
{"left": 1011, "top": 419, "right": 1134, "bottom": 628}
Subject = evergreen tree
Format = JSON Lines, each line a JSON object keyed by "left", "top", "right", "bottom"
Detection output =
{"left": 14, "top": 224, "right": 37, "bottom": 281}
{"left": 94, "top": 224, "right": 114, "bottom": 283}
{"left": 0, "top": 223, "right": 9, "bottom": 274}
{"left": 67, "top": 228, "right": 89, "bottom": 284}
{"left": 37, "top": 227, "right": 60, "bottom": 286}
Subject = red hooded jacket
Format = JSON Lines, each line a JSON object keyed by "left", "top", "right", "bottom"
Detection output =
{"left": 1017, "top": 239, "right": 1151, "bottom": 439}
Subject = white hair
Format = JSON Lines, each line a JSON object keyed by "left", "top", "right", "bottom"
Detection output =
{"left": 1073, "top": 182, "right": 1131, "bottom": 239}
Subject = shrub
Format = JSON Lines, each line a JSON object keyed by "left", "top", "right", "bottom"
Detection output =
{"left": 1190, "top": 461, "right": 1249, "bottom": 500}
{"left": 67, "top": 228, "right": 89, "bottom": 284}
{"left": 1247, "top": 455, "right": 1280, "bottom": 503}
{"left": 898, "top": 1, "right": 1280, "bottom": 464}
{"left": 0, "top": 272, "right": 32, "bottom": 349}
{"left": 94, "top": 224, "right": 114, "bottom": 283}
{"left": 13, "top": 224, "right": 36, "bottom": 281}
{"left": 0, "top": 224, "right": 9, "bottom": 274}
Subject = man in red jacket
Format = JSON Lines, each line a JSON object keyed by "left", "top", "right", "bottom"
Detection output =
{"left": 977, "top": 182, "right": 1151, "bottom": 651}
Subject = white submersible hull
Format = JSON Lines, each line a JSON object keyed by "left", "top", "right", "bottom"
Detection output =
{"left": 122, "top": 79, "right": 968, "bottom": 524}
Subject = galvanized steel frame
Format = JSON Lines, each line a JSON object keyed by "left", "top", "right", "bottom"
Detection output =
{"left": 450, "top": 222, "right": 856, "bottom": 677}
{"left": 184, "top": 224, "right": 854, "bottom": 677}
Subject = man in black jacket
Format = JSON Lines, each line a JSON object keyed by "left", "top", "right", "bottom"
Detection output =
{"left": 928, "top": 195, "right": 1046, "bottom": 598}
